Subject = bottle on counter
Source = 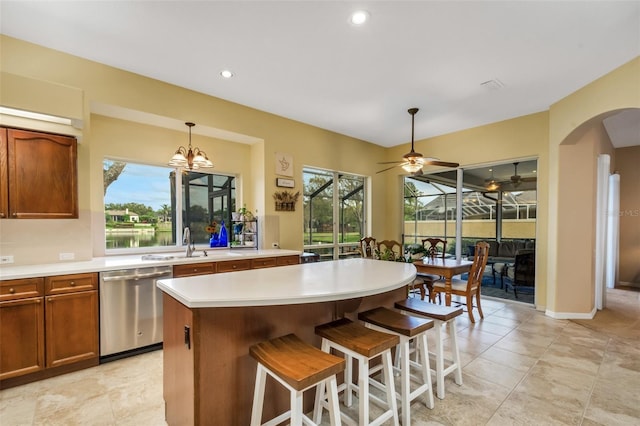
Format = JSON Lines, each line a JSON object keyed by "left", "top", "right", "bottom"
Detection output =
{"left": 219, "top": 220, "right": 228, "bottom": 247}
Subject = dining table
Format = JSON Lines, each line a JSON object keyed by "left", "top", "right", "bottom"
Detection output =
{"left": 413, "top": 257, "right": 474, "bottom": 306}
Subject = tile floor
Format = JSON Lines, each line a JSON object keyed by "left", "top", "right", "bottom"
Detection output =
{"left": 1, "top": 288, "right": 638, "bottom": 425}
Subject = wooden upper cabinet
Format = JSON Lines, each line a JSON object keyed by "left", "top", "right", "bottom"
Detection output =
{"left": 0, "top": 130, "right": 8, "bottom": 219}
{"left": 2, "top": 127, "right": 78, "bottom": 219}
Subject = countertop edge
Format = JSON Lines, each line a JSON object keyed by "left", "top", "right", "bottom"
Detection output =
{"left": 0, "top": 249, "right": 302, "bottom": 280}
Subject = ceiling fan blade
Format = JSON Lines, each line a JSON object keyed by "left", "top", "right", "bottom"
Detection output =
{"left": 376, "top": 164, "right": 406, "bottom": 174}
{"left": 377, "top": 160, "right": 405, "bottom": 165}
{"left": 521, "top": 177, "right": 537, "bottom": 182}
{"left": 423, "top": 160, "right": 459, "bottom": 168}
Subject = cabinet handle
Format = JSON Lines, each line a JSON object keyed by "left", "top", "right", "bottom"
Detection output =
{"left": 9, "top": 288, "right": 15, "bottom": 294}
{"left": 184, "top": 325, "right": 191, "bottom": 350}
{"left": 70, "top": 281, "right": 76, "bottom": 286}
{"left": 48, "top": 298, "right": 53, "bottom": 302}
{"left": 233, "top": 265, "right": 237, "bottom": 269}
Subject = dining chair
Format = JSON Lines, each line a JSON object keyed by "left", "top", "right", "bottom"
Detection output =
{"left": 376, "top": 239, "right": 402, "bottom": 261}
{"left": 430, "top": 241, "right": 490, "bottom": 323}
{"left": 358, "top": 237, "right": 377, "bottom": 258}
{"left": 413, "top": 238, "right": 448, "bottom": 301}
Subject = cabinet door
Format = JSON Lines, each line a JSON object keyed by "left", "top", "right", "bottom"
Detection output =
{"left": 276, "top": 255, "right": 301, "bottom": 266}
{"left": 45, "top": 273, "right": 97, "bottom": 296}
{"left": 0, "top": 129, "right": 7, "bottom": 218}
{"left": 251, "top": 257, "right": 277, "bottom": 269}
{"left": 173, "top": 262, "right": 216, "bottom": 277}
{"left": 45, "top": 290, "right": 98, "bottom": 368}
{"left": 217, "top": 259, "right": 251, "bottom": 273}
{"left": 6, "top": 128, "right": 78, "bottom": 219}
{"left": 0, "top": 297, "right": 45, "bottom": 380}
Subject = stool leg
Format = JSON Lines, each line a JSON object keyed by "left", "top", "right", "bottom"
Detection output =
{"left": 291, "top": 389, "right": 303, "bottom": 426}
{"left": 313, "top": 379, "right": 326, "bottom": 424}
{"left": 251, "top": 364, "right": 267, "bottom": 426}
{"left": 434, "top": 321, "right": 445, "bottom": 399}
{"left": 345, "top": 354, "right": 354, "bottom": 407}
{"left": 381, "top": 350, "right": 400, "bottom": 426}
{"left": 326, "top": 376, "right": 342, "bottom": 426}
{"left": 358, "top": 357, "right": 370, "bottom": 424}
{"left": 449, "top": 321, "right": 463, "bottom": 386}
{"left": 399, "top": 339, "right": 411, "bottom": 426}
{"left": 417, "top": 333, "right": 435, "bottom": 409}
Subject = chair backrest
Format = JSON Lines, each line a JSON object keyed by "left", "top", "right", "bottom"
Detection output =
{"left": 359, "top": 237, "right": 377, "bottom": 258}
{"left": 376, "top": 240, "right": 402, "bottom": 261}
{"left": 422, "top": 238, "right": 447, "bottom": 260}
{"left": 468, "top": 241, "right": 490, "bottom": 291}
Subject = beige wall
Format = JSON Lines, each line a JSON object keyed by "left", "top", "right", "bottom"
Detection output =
{"left": 1, "top": 35, "right": 638, "bottom": 318}
{"left": 548, "top": 56, "right": 639, "bottom": 316}
{"left": 616, "top": 146, "right": 640, "bottom": 285}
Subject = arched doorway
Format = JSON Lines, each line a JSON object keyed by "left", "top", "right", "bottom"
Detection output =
{"left": 555, "top": 108, "right": 639, "bottom": 325}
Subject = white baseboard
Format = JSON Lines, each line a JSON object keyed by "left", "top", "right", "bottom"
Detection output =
{"left": 545, "top": 307, "right": 596, "bottom": 320}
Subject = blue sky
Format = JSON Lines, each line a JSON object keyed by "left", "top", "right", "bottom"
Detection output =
{"left": 104, "top": 163, "right": 173, "bottom": 211}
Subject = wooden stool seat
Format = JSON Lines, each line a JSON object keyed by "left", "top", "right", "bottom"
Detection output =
{"left": 250, "top": 333, "right": 345, "bottom": 391}
{"left": 395, "top": 298, "right": 463, "bottom": 400}
{"left": 395, "top": 298, "right": 463, "bottom": 322}
{"left": 250, "top": 334, "right": 345, "bottom": 426}
{"left": 314, "top": 318, "right": 400, "bottom": 426}
{"left": 315, "top": 317, "right": 400, "bottom": 357}
{"left": 358, "top": 307, "right": 435, "bottom": 426}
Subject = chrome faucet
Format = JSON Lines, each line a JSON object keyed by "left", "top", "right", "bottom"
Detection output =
{"left": 184, "top": 227, "right": 195, "bottom": 257}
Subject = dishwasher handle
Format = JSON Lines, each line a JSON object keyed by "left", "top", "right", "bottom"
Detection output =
{"left": 102, "top": 270, "right": 172, "bottom": 282}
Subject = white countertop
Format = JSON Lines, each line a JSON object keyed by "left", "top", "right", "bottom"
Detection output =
{"left": 0, "top": 249, "right": 301, "bottom": 280}
{"left": 156, "top": 258, "right": 417, "bottom": 308}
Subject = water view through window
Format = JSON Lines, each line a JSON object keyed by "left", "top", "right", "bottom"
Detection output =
{"left": 103, "top": 159, "right": 235, "bottom": 250}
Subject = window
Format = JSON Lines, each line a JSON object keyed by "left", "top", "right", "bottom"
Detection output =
{"left": 103, "top": 159, "right": 235, "bottom": 251}
{"left": 303, "top": 168, "right": 366, "bottom": 260}
{"left": 403, "top": 160, "right": 537, "bottom": 255}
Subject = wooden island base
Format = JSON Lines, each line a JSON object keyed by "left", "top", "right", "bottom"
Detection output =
{"left": 162, "top": 286, "right": 407, "bottom": 426}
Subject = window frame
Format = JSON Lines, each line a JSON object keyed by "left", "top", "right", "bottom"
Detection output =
{"left": 103, "top": 157, "right": 236, "bottom": 254}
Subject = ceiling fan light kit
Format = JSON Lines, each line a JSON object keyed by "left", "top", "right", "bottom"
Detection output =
{"left": 377, "top": 107, "right": 459, "bottom": 175}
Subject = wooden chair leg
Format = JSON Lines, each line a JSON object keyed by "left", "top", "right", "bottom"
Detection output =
{"left": 466, "top": 294, "right": 475, "bottom": 323}
{"left": 476, "top": 289, "right": 484, "bottom": 319}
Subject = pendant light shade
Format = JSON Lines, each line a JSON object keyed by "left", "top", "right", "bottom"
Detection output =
{"left": 168, "top": 122, "right": 214, "bottom": 170}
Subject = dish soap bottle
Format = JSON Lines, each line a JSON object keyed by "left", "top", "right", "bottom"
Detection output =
{"left": 219, "top": 220, "right": 228, "bottom": 247}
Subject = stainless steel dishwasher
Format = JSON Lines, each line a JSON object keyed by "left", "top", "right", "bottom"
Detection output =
{"left": 99, "top": 265, "right": 172, "bottom": 359}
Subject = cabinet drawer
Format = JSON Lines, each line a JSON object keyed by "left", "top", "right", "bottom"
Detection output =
{"left": 45, "top": 273, "right": 97, "bottom": 295}
{"left": 251, "top": 257, "right": 277, "bottom": 269}
{"left": 276, "top": 255, "right": 300, "bottom": 266}
{"left": 0, "top": 278, "right": 44, "bottom": 302}
{"left": 173, "top": 262, "right": 216, "bottom": 278}
{"left": 217, "top": 259, "right": 251, "bottom": 273}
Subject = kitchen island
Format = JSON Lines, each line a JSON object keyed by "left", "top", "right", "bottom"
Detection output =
{"left": 157, "top": 258, "right": 416, "bottom": 426}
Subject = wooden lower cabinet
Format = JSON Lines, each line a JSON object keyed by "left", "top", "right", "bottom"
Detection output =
{"left": 0, "top": 296, "right": 45, "bottom": 380}
{"left": 45, "top": 290, "right": 98, "bottom": 368}
{"left": 0, "top": 273, "right": 98, "bottom": 389}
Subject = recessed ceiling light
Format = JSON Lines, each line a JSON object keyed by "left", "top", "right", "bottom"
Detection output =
{"left": 220, "top": 70, "right": 234, "bottom": 79}
{"left": 349, "top": 10, "right": 369, "bottom": 26}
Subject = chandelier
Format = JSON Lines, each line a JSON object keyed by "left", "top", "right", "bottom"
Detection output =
{"left": 168, "top": 122, "right": 214, "bottom": 170}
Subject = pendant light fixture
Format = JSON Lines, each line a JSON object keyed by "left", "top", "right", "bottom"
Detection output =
{"left": 168, "top": 122, "right": 214, "bottom": 170}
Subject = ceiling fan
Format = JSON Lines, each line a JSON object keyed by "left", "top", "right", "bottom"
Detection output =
{"left": 377, "top": 108, "right": 459, "bottom": 175}
{"left": 503, "top": 162, "right": 537, "bottom": 187}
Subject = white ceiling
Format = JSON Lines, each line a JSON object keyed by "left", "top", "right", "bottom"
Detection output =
{"left": 1, "top": 1, "right": 639, "bottom": 148}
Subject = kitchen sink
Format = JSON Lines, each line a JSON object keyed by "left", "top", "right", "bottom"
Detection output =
{"left": 141, "top": 252, "right": 207, "bottom": 261}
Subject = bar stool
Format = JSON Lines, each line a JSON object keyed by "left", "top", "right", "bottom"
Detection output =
{"left": 394, "top": 298, "right": 463, "bottom": 399}
{"left": 314, "top": 318, "right": 400, "bottom": 426}
{"left": 249, "top": 333, "right": 345, "bottom": 426}
{"left": 358, "top": 307, "right": 435, "bottom": 426}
